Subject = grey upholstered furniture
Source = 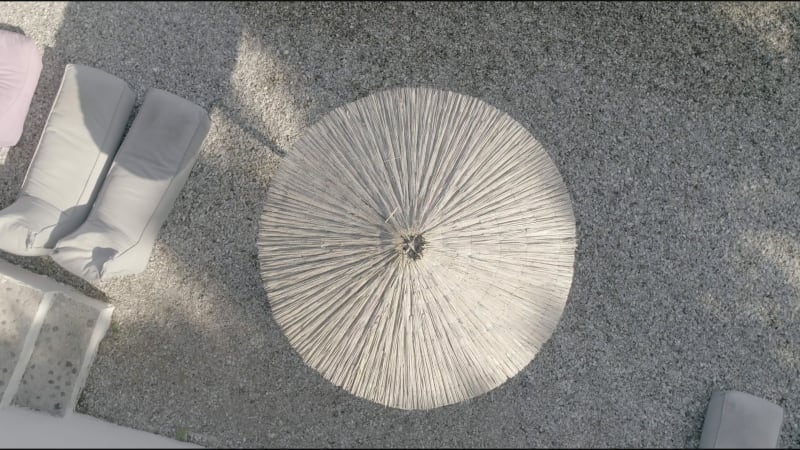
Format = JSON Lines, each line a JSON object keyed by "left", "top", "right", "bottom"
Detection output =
{"left": 0, "top": 64, "right": 135, "bottom": 256}
{"left": 52, "top": 88, "right": 211, "bottom": 281}
{"left": 699, "top": 390, "right": 784, "bottom": 448}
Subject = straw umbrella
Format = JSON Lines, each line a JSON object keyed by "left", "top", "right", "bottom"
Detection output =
{"left": 258, "top": 87, "right": 575, "bottom": 410}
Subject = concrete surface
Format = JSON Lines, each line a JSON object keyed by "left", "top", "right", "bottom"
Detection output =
{"left": 0, "top": 278, "right": 43, "bottom": 401}
{"left": 0, "top": 1, "right": 798, "bottom": 448}
{"left": 0, "top": 406, "right": 200, "bottom": 448}
{"left": 0, "top": 259, "right": 113, "bottom": 416}
{"left": 13, "top": 293, "right": 108, "bottom": 416}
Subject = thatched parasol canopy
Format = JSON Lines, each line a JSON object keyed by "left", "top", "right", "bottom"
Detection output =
{"left": 258, "top": 87, "right": 576, "bottom": 410}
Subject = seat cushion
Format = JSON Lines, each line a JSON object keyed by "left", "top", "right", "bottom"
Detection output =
{"left": 699, "top": 390, "right": 784, "bottom": 448}
{"left": 0, "top": 64, "right": 135, "bottom": 256}
{"left": 0, "top": 30, "right": 43, "bottom": 147}
{"left": 0, "top": 194, "right": 62, "bottom": 256}
{"left": 52, "top": 88, "right": 211, "bottom": 281}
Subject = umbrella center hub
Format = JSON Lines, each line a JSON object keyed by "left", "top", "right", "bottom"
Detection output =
{"left": 399, "top": 234, "right": 426, "bottom": 261}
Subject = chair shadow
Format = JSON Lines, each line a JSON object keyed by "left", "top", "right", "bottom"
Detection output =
{"left": 0, "top": 23, "right": 24, "bottom": 35}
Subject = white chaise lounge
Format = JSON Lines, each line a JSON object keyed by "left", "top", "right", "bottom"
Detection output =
{"left": 0, "top": 29, "right": 42, "bottom": 147}
{"left": 0, "top": 64, "right": 135, "bottom": 256}
{"left": 699, "top": 390, "right": 784, "bottom": 448}
{"left": 51, "top": 88, "right": 211, "bottom": 281}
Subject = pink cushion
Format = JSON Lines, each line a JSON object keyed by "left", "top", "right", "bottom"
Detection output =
{"left": 0, "top": 30, "right": 42, "bottom": 147}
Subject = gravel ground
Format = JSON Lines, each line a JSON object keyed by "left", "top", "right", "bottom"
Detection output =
{"left": 1, "top": 1, "right": 799, "bottom": 447}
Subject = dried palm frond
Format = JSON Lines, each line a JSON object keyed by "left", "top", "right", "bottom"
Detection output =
{"left": 258, "top": 87, "right": 576, "bottom": 410}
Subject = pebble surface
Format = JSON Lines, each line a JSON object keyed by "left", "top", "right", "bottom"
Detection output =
{"left": 1, "top": 2, "right": 798, "bottom": 447}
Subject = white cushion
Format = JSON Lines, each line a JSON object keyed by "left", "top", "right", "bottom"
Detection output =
{"left": 0, "top": 30, "right": 42, "bottom": 147}
{"left": 0, "top": 64, "right": 136, "bottom": 256}
{"left": 699, "top": 390, "right": 784, "bottom": 448}
{"left": 52, "top": 88, "right": 211, "bottom": 281}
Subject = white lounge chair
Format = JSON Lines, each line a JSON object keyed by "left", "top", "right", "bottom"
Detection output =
{"left": 0, "top": 29, "right": 42, "bottom": 147}
{"left": 51, "top": 88, "right": 211, "bottom": 281}
{"left": 699, "top": 390, "right": 784, "bottom": 448}
{"left": 0, "top": 64, "right": 135, "bottom": 256}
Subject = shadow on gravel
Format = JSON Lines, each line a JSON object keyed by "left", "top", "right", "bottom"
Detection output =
{"left": 0, "top": 23, "right": 24, "bottom": 34}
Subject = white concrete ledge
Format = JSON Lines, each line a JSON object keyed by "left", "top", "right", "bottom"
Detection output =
{"left": 0, "top": 406, "right": 201, "bottom": 448}
{"left": 0, "top": 258, "right": 113, "bottom": 416}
